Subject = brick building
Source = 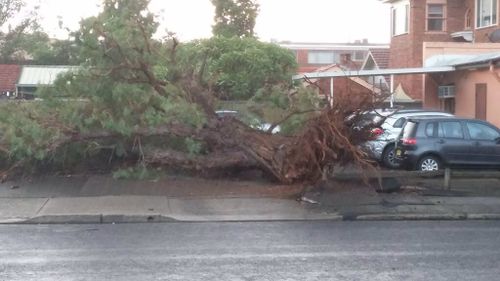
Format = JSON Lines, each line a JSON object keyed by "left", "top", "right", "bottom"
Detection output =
{"left": 0, "top": 64, "right": 21, "bottom": 99}
{"left": 309, "top": 64, "right": 382, "bottom": 100}
{"left": 279, "top": 41, "right": 389, "bottom": 73}
{"left": 381, "top": 0, "right": 500, "bottom": 101}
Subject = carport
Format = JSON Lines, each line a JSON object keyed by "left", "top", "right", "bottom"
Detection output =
{"left": 292, "top": 66, "right": 455, "bottom": 107}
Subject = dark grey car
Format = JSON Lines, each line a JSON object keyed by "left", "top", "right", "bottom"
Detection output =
{"left": 362, "top": 109, "right": 453, "bottom": 169}
{"left": 395, "top": 117, "right": 500, "bottom": 171}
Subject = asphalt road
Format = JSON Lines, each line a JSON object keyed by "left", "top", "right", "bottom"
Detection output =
{"left": 1, "top": 221, "right": 500, "bottom": 281}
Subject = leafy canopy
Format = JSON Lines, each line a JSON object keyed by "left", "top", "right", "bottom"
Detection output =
{"left": 179, "top": 36, "right": 297, "bottom": 100}
{"left": 211, "top": 0, "right": 259, "bottom": 38}
{"left": 0, "top": 0, "right": 315, "bottom": 173}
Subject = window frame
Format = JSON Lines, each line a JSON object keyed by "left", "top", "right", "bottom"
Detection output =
{"left": 307, "top": 51, "right": 335, "bottom": 65}
{"left": 476, "top": 0, "right": 498, "bottom": 29}
{"left": 426, "top": 3, "right": 446, "bottom": 32}
{"left": 391, "top": 1, "right": 410, "bottom": 36}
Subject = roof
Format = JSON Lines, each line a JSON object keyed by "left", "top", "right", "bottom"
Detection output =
{"left": 279, "top": 42, "right": 389, "bottom": 51}
{"left": 0, "top": 64, "right": 21, "bottom": 92}
{"left": 368, "top": 48, "right": 390, "bottom": 69}
{"left": 292, "top": 66, "right": 455, "bottom": 80}
{"left": 407, "top": 116, "right": 463, "bottom": 122}
{"left": 425, "top": 52, "right": 500, "bottom": 68}
{"left": 361, "top": 48, "right": 391, "bottom": 86}
{"left": 17, "top": 65, "right": 78, "bottom": 87}
{"left": 304, "top": 64, "right": 383, "bottom": 94}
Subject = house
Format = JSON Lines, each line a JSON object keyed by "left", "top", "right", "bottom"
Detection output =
{"left": 278, "top": 41, "right": 389, "bottom": 73}
{"left": 423, "top": 43, "right": 500, "bottom": 127}
{"left": 16, "top": 65, "right": 77, "bottom": 99}
{"left": 381, "top": 0, "right": 468, "bottom": 101}
{"left": 301, "top": 64, "right": 384, "bottom": 106}
{"left": 0, "top": 64, "right": 22, "bottom": 99}
{"left": 361, "top": 48, "right": 391, "bottom": 91}
{"left": 378, "top": 0, "right": 500, "bottom": 126}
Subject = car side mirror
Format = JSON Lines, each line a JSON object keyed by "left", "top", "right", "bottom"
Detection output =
{"left": 496, "top": 137, "right": 500, "bottom": 144}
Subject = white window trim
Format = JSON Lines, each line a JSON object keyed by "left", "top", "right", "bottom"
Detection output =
{"left": 391, "top": 0, "right": 410, "bottom": 37}
{"left": 475, "top": 0, "right": 498, "bottom": 29}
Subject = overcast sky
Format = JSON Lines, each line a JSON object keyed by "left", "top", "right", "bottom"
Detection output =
{"left": 31, "top": 0, "right": 390, "bottom": 43}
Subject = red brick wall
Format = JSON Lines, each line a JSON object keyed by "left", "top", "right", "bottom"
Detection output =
{"left": 424, "top": 74, "right": 441, "bottom": 109}
{"left": 316, "top": 77, "right": 376, "bottom": 100}
{"left": 296, "top": 50, "right": 309, "bottom": 66}
{"left": 389, "top": 0, "right": 468, "bottom": 101}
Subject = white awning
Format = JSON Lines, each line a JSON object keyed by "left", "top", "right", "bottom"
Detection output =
{"left": 17, "top": 65, "right": 78, "bottom": 87}
{"left": 292, "top": 66, "right": 455, "bottom": 80}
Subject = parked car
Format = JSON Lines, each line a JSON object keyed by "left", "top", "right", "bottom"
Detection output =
{"left": 361, "top": 109, "right": 454, "bottom": 168}
{"left": 395, "top": 117, "right": 500, "bottom": 171}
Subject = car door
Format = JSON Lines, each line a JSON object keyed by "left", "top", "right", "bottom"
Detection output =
{"left": 464, "top": 121, "right": 500, "bottom": 165}
{"left": 436, "top": 121, "right": 472, "bottom": 165}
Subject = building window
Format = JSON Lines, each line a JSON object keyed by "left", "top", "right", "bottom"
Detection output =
{"left": 307, "top": 51, "right": 335, "bottom": 64}
{"left": 391, "top": 2, "right": 410, "bottom": 36}
{"left": 476, "top": 0, "right": 498, "bottom": 28}
{"left": 427, "top": 4, "right": 446, "bottom": 31}
{"left": 353, "top": 51, "right": 366, "bottom": 61}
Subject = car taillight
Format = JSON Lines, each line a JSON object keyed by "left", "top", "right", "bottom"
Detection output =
{"left": 402, "top": 138, "right": 417, "bottom": 145}
{"left": 371, "top": 127, "right": 384, "bottom": 137}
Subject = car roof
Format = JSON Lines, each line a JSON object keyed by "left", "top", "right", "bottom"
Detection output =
{"left": 389, "top": 110, "right": 452, "bottom": 117}
{"left": 407, "top": 116, "right": 484, "bottom": 122}
{"left": 371, "top": 109, "right": 452, "bottom": 117}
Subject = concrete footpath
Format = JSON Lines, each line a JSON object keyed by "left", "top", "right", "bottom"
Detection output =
{"left": 1, "top": 174, "right": 500, "bottom": 224}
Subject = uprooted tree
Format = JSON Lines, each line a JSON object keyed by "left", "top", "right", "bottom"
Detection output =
{"left": 0, "top": 0, "right": 386, "bottom": 184}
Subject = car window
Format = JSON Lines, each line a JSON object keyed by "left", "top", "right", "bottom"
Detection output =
{"left": 438, "top": 121, "right": 464, "bottom": 139}
{"left": 425, "top": 122, "right": 436, "bottom": 137}
{"left": 393, "top": 117, "right": 406, "bottom": 128}
{"left": 466, "top": 122, "right": 500, "bottom": 141}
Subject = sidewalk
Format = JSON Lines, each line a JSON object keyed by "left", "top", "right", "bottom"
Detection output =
{"left": 1, "top": 174, "right": 500, "bottom": 224}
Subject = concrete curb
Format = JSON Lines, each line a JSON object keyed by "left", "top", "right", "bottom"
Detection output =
{"left": 7, "top": 214, "right": 343, "bottom": 224}
{"left": 18, "top": 214, "right": 179, "bottom": 224}
{"left": 353, "top": 213, "right": 467, "bottom": 221}
{"left": 3, "top": 212, "right": 500, "bottom": 224}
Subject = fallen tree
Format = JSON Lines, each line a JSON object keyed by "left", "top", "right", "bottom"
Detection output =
{"left": 0, "top": 0, "right": 385, "bottom": 184}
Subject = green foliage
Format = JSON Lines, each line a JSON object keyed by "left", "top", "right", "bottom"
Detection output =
{"left": 211, "top": 0, "right": 259, "bottom": 38}
{"left": 0, "top": 0, "right": 43, "bottom": 63}
{"left": 0, "top": 0, "right": 79, "bottom": 64}
{"left": 184, "top": 138, "right": 203, "bottom": 156}
{"left": 0, "top": 0, "right": 24, "bottom": 25}
{"left": 0, "top": 0, "right": 316, "bottom": 176}
{"left": 247, "top": 85, "right": 323, "bottom": 134}
{"left": 179, "top": 36, "right": 297, "bottom": 100}
{"left": 112, "top": 165, "right": 162, "bottom": 180}
{"left": 0, "top": 0, "right": 206, "bottom": 167}
{"left": 0, "top": 101, "right": 59, "bottom": 161}
{"left": 31, "top": 39, "right": 82, "bottom": 65}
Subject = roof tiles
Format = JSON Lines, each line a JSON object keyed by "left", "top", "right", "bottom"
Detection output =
{"left": 369, "top": 48, "right": 390, "bottom": 69}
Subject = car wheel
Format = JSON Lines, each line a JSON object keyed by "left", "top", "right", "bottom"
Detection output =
{"left": 382, "top": 145, "right": 401, "bottom": 169}
{"left": 417, "top": 156, "right": 441, "bottom": 171}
